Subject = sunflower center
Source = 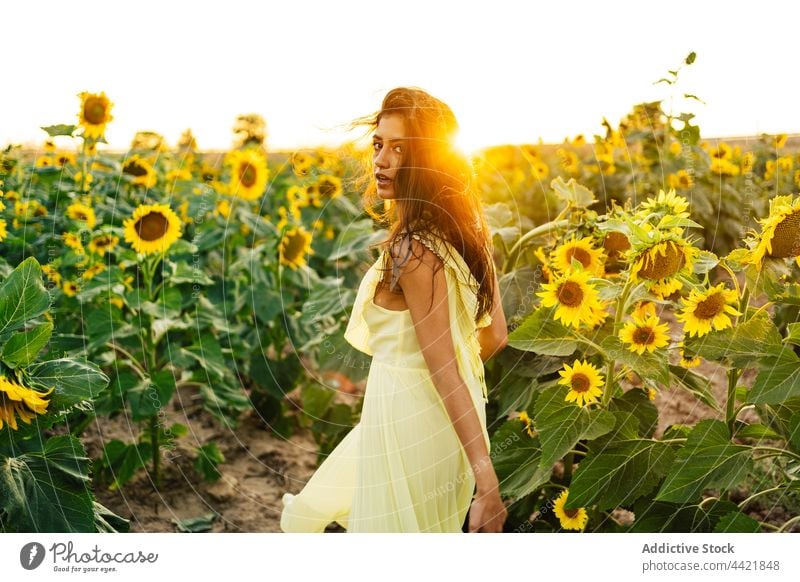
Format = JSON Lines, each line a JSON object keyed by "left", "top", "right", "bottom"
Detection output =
{"left": 95, "top": 236, "right": 111, "bottom": 248}
{"left": 124, "top": 161, "right": 148, "bottom": 177}
{"left": 283, "top": 233, "right": 306, "bottom": 263}
{"left": 633, "top": 327, "right": 655, "bottom": 345}
{"left": 563, "top": 508, "right": 580, "bottom": 518}
{"left": 317, "top": 178, "right": 337, "bottom": 197}
{"left": 75, "top": 211, "right": 88, "bottom": 221}
{"left": 769, "top": 210, "right": 800, "bottom": 258}
{"left": 570, "top": 373, "right": 590, "bottom": 393}
{"left": 556, "top": 281, "right": 584, "bottom": 308}
{"left": 238, "top": 162, "right": 258, "bottom": 188}
{"left": 694, "top": 292, "right": 725, "bottom": 320}
{"left": 603, "top": 232, "right": 630, "bottom": 253}
{"left": 639, "top": 241, "right": 685, "bottom": 280}
{"left": 566, "top": 247, "right": 592, "bottom": 268}
{"left": 83, "top": 97, "right": 108, "bottom": 125}
{"left": 134, "top": 212, "right": 169, "bottom": 241}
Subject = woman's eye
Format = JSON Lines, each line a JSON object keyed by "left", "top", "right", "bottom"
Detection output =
{"left": 393, "top": 145, "right": 403, "bottom": 154}
{"left": 373, "top": 142, "right": 381, "bottom": 151}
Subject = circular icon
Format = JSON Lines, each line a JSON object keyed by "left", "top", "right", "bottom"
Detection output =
{"left": 20, "top": 542, "right": 46, "bottom": 570}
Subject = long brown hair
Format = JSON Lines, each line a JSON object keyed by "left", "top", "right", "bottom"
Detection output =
{"left": 349, "top": 87, "right": 496, "bottom": 323}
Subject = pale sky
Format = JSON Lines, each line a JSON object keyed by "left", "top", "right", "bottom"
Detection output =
{"left": 3, "top": 0, "right": 798, "bottom": 152}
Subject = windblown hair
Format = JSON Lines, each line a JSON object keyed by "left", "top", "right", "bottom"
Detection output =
{"left": 349, "top": 87, "right": 496, "bottom": 323}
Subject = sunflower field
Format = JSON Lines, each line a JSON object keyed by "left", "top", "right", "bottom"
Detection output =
{"left": 2, "top": 54, "right": 800, "bottom": 532}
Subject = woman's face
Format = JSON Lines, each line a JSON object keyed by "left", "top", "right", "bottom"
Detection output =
{"left": 372, "top": 113, "right": 406, "bottom": 200}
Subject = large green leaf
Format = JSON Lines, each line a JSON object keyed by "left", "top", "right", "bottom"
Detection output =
{"left": 655, "top": 420, "right": 752, "bottom": 503}
{"left": 127, "top": 370, "right": 176, "bottom": 421}
{"left": 534, "top": 386, "right": 616, "bottom": 470}
{"left": 0, "top": 436, "right": 95, "bottom": 532}
{"left": 508, "top": 308, "right": 577, "bottom": 357}
{"left": 601, "top": 335, "right": 669, "bottom": 387}
{"left": 1, "top": 321, "right": 52, "bottom": 368}
{"left": 0, "top": 257, "right": 51, "bottom": 338}
{"left": 567, "top": 439, "right": 675, "bottom": 511}
{"left": 748, "top": 361, "right": 800, "bottom": 404}
{"left": 490, "top": 419, "right": 550, "bottom": 500}
{"left": 609, "top": 389, "right": 659, "bottom": 438}
{"left": 98, "top": 440, "right": 152, "bottom": 491}
{"left": 27, "top": 358, "right": 110, "bottom": 410}
{"left": 713, "top": 511, "right": 761, "bottom": 532}
{"left": 629, "top": 498, "right": 740, "bottom": 532}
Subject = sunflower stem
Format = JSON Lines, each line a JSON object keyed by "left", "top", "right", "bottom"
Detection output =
{"left": 603, "top": 278, "right": 633, "bottom": 405}
{"left": 725, "top": 367, "right": 741, "bottom": 434}
{"left": 563, "top": 452, "right": 574, "bottom": 483}
{"left": 140, "top": 254, "right": 162, "bottom": 487}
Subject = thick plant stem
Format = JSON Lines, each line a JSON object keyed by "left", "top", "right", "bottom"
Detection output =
{"left": 603, "top": 279, "right": 633, "bottom": 406}
{"left": 725, "top": 368, "right": 741, "bottom": 435}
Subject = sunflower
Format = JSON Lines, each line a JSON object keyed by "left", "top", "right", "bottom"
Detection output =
{"left": 601, "top": 231, "right": 631, "bottom": 273}
{"left": 122, "top": 155, "right": 157, "bottom": 188}
{"left": 35, "top": 156, "right": 53, "bottom": 168}
{"left": 123, "top": 203, "right": 182, "bottom": 256}
{"left": 316, "top": 174, "right": 343, "bottom": 199}
{"left": 0, "top": 375, "right": 54, "bottom": 430}
{"left": 291, "top": 151, "right": 313, "bottom": 176}
{"left": 78, "top": 91, "right": 113, "bottom": 140}
{"left": 279, "top": 226, "right": 314, "bottom": 270}
{"left": 619, "top": 314, "right": 671, "bottom": 355}
{"left": 82, "top": 263, "right": 106, "bottom": 280}
{"left": 517, "top": 410, "right": 535, "bottom": 438}
{"left": 556, "top": 148, "right": 579, "bottom": 174}
{"left": 667, "top": 170, "right": 694, "bottom": 190}
{"left": 87, "top": 233, "right": 119, "bottom": 256}
{"left": 62, "top": 232, "right": 85, "bottom": 254}
{"left": 629, "top": 238, "right": 698, "bottom": 298}
{"left": 0, "top": 219, "right": 7, "bottom": 242}
{"left": 537, "top": 269, "right": 602, "bottom": 329}
{"left": 676, "top": 282, "right": 740, "bottom": 337}
{"left": 553, "top": 489, "right": 588, "bottom": 531}
{"left": 677, "top": 341, "right": 701, "bottom": 368}
{"left": 225, "top": 148, "right": 269, "bottom": 201}
{"left": 73, "top": 171, "right": 94, "bottom": 192}
{"left": 632, "top": 301, "right": 657, "bottom": 320}
{"left": 745, "top": 194, "right": 800, "bottom": 269}
{"left": 62, "top": 281, "right": 79, "bottom": 297}
{"left": 41, "top": 263, "right": 62, "bottom": 286}
{"left": 66, "top": 202, "right": 97, "bottom": 229}
{"left": 558, "top": 359, "right": 604, "bottom": 407}
{"left": 551, "top": 236, "right": 605, "bottom": 276}
{"left": 637, "top": 188, "right": 690, "bottom": 218}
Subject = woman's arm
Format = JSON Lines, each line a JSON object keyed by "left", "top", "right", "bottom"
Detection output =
{"left": 477, "top": 264, "right": 508, "bottom": 362}
{"left": 392, "top": 238, "right": 506, "bottom": 532}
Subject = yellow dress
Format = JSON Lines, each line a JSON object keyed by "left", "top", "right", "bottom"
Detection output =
{"left": 280, "top": 231, "right": 492, "bottom": 533}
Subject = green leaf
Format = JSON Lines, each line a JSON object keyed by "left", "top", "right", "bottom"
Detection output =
{"left": 630, "top": 498, "right": 739, "bottom": 533}
{"left": 127, "top": 370, "right": 175, "bottom": 421}
{"left": 713, "top": 511, "right": 761, "bottom": 533}
{"left": 301, "top": 382, "right": 335, "bottom": 419}
{"left": 786, "top": 323, "right": 800, "bottom": 348}
{"left": 1, "top": 321, "right": 53, "bottom": 368}
{"left": 193, "top": 443, "right": 225, "bottom": 482}
{"left": 734, "top": 423, "right": 783, "bottom": 441}
{"left": 655, "top": 420, "right": 752, "bottom": 503}
{"left": 170, "top": 261, "right": 214, "bottom": 285}
{"left": 496, "top": 376, "right": 539, "bottom": 420}
{"left": 173, "top": 512, "right": 218, "bottom": 533}
{"left": 41, "top": 124, "right": 77, "bottom": 137}
{"left": 534, "top": 386, "right": 616, "bottom": 469}
{"left": 0, "top": 436, "right": 95, "bottom": 532}
{"left": 668, "top": 365, "right": 722, "bottom": 413}
{"left": 27, "top": 358, "right": 109, "bottom": 410}
{"left": 749, "top": 362, "right": 800, "bottom": 404}
{"left": 550, "top": 176, "right": 596, "bottom": 208}
{"left": 0, "top": 257, "right": 51, "bottom": 338}
{"left": 508, "top": 308, "right": 577, "bottom": 356}
{"left": 567, "top": 439, "right": 675, "bottom": 511}
{"left": 99, "top": 439, "right": 152, "bottom": 491}
{"left": 609, "top": 389, "right": 659, "bottom": 437}
{"left": 601, "top": 335, "right": 669, "bottom": 387}
{"left": 490, "top": 420, "right": 550, "bottom": 500}
{"left": 685, "top": 51, "right": 696, "bottom": 65}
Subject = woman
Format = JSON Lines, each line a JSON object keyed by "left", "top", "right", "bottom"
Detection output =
{"left": 280, "top": 87, "right": 508, "bottom": 533}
